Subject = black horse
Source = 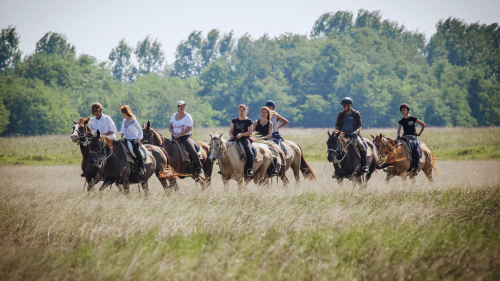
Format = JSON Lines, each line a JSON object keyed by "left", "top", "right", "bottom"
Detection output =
{"left": 87, "top": 130, "right": 174, "bottom": 195}
{"left": 326, "top": 130, "right": 378, "bottom": 186}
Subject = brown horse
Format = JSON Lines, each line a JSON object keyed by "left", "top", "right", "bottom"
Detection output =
{"left": 88, "top": 130, "right": 175, "bottom": 195}
{"left": 141, "top": 121, "right": 214, "bottom": 190}
{"left": 70, "top": 118, "right": 120, "bottom": 191}
{"left": 370, "top": 134, "right": 441, "bottom": 183}
{"left": 267, "top": 140, "right": 316, "bottom": 187}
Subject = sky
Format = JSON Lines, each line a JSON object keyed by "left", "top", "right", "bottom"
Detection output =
{"left": 1, "top": 0, "right": 499, "bottom": 64}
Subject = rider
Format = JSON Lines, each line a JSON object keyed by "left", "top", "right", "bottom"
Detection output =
{"left": 253, "top": 106, "right": 279, "bottom": 175}
{"left": 334, "top": 97, "right": 368, "bottom": 174}
{"left": 82, "top": 102, "right": 117, "bottom": 177}
{"left": 397, "top": 103, "right": 426, "bottom": 176}
{"left": 265, "top": 100, "right": 289, "bottom": 144}
{"left": 230, "top": 104, "right": 254, "bottom": 176}
{"left": 120, "top": 105, "right": 145, "bottom": 175}
{"left": 169, "top": 100, "right": 203, "bottom": 176}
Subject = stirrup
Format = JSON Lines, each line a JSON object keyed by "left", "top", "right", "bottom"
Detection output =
{"left": 362, "top": 166, "right": 369, "bottom": 173}
{"left": 246, "top": 168, "right": 254, "bottom": 176}
{"left": 138, "top": 167, "right": 146, "bottom": 175}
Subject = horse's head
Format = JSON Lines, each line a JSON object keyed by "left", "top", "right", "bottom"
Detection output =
{"left": 326, "top": 130, "right": 343, "bottom": 162}
{"left": 71, "top": 118, "right": 91, "bottom": 145}
{"left": 208, "top": 132, "right": 225, "bottom": 162}
{"left": 370, "top": 133, "right": 395, "bottom": 155}
{"left": 88, "top": 130, "right": 113, "bottom": 166}
{"left": 141, "top": 121, "right": 154, "bottom": 145}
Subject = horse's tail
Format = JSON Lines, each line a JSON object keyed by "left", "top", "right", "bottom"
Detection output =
{"left": 158, "top": 164, "right": 182, "bottom": 180}
{"left": 430, "top": 154, "right": 442, "bottom": 174}
{"left": 297, "top": 144, "right": 317, "bottom": 181}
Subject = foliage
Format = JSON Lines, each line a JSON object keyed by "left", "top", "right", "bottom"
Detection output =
{"left": 0, "top": 25, "right": 21, "bottom": 73}
{"left": 109, "top": 39, "right": 136, "bottom": 82}
{"left": 135, "top": 35, "right": 165, "bottom": 75}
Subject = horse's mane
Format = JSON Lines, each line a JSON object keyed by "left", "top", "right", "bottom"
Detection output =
{"left": 77, "top": 117, "right": 90, "bottom": 124}
{"left": 100, "top": 135, "right": 115, "bottom": 150}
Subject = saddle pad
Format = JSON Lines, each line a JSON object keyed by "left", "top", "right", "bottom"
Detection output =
{"left": 126, "top": 140, "right": 148, "bottom": 160}
{"left": 180, "top": 141, "right": 203, "bottom": 158}
{"left": 173, "top": 140, "right": 191, "bottom": 162}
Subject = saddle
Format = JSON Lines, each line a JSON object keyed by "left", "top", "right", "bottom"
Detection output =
{"left": 399, "top": 137, "right": 425, "bottom": 163}
{"left": 121, "top": 141, "right": 152, "bottom": 164}
{"left": 347, "top": 135, "right": 373, "bottom": 159}
{"left": 229, "top": 140, "right": 258, "bottom": 162}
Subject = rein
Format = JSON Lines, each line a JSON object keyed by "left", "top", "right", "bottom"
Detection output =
{"left": 72, "top": 124, "right": 92, "bottom": 147}
{"left": 376, "top": 138, "right": 400, "bottom": 165}
{"left": 89, "top": 138, "right": 115, "bottom": 168}
{"left": 327, "top": 135, "right": 352, "bottom": 169}
{"left": 210, "top": 137, "right": 231, "bottom": 161}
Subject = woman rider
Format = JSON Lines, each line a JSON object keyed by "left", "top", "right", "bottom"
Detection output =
{"left": 253, "top": 106, "right": 279, "bottom": 175}
{"left": 265, "top": 100, "right": 289, "bottom": 144}
{"left": 120, "top": 105, "right": 145, "bottom": 175}
{"left": 230, "top": 104, "right": 254, "bottom": 176}
{"left": 397, "top": 103, "right": 426, "bottom": 176}
{"left": 169, "top": 100, "right": 203, "bottom": 176}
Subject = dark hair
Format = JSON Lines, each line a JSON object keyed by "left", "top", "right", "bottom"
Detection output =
{"left": 237, "top": 104, "right": 249, "bottom": 112}
{"left": 91, "top": 102, "right": 103, "bottom": 114}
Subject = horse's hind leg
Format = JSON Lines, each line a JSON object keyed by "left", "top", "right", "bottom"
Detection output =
{"left": 98, "top": 181, "right": 112, "bottom": 193}
{"left": 424, "top": 166, "right": 434, "bottom": 184}
{"left": 291, "top": 161, "right": 301, "bottom": 187}
{"left": 141, "top": 181, "right": 149, "bottom": 196}
{"left": 280, "top": 174, "right": 289, "bottom": 188}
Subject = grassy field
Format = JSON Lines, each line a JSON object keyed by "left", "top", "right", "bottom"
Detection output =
{"left": 1, "top": 161, "right": 499, "bottom": 280}
{"left": 1, "top": 127, "right": 499, "bottom": 165}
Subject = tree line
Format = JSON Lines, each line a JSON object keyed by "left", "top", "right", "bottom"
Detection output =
{"left": 1, "top": 9, "right": 499, "bottom": 135}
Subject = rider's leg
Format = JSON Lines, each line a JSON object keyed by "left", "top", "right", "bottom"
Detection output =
{"left": 179, "top": 135, "right": 202, "bottom": 175}
{"left": 271, "top": 146, "right": 279, "bottom": 175}
{"left": 131, "top": 140, "right": 145, "bottom": 175}
{"left": 356, "top": 136, "right": 368, "bottom": 173}
{"left": 411, "top": 140, "right": 420, "bottom": 175}
{"left": 240, "top": 138, "right": 254, "bottom": 176}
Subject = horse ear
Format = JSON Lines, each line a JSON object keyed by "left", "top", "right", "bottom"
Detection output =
{"left": 219, "top": 133, "right": 223, "bottom": 138}
{"left": 147, "top": 121, "right": 150, "bottom": 129}
{"left": 370, "top": 134, "right": 375, "bottom": 139}
{"left": 96, "top": 130, "right": 100, "bottom": 138}
{"left": 142, "top": 122, "right": 146, "bottom": 128}
{"left": 83, "top": 118, "right": 89, "bottom": 125}
{"left": 73, "top": 119, "right": 78, "bottom": 124}
{"left": 210, "top": 132, "right": 214, "bottom": 138}
{"left": 327, "top": 130, "right": 331, "bottom": 136}
{"left": 379, "top": 133, "right": 383, "bottom": 138}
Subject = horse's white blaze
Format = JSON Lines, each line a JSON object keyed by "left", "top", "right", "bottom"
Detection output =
{"left": 209, "top": 139, "right": 216, "bottom": 160}
{"left": 71, "top": 124, "right": 80, "bottom": 136}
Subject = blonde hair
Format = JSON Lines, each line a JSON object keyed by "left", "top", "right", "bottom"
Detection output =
{"left": 260, "top": 107, "right": 271, "bottom": 120}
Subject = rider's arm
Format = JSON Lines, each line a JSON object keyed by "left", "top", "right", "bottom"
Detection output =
{"left": 335, "top": 112, "right": 342, "bottom": 132}
{"left": 276, "top": 115, "right": 289, "bottom": 129}
{"left": 120, "top": 119, "right": 126, "bottom": 140}
{"left": 104, "top": 116, "right": 117, "bottom": 137}
{"left": 229, "top": 122, "right": 235, "bottom": 139}
{"left": 133, "top": 120, "right": 143, "bottom": 141}
{"left": 397, "top": 123, "right": 402, "bottom": 137}
{"left": 355, "top": 111, "right": 362, "bottom": 134}
{"left": 240, "top": 122, "right": 253, "bottom": 137}
{"left": 416, "top": 119, "right": 426, "bottom": 136}
{"left": 180, "top": 127, "right": 192, "bottom": 137}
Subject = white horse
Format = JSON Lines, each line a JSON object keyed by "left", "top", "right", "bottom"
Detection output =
{"left": 209, "top": 132, "right": 274, "bottom": 189}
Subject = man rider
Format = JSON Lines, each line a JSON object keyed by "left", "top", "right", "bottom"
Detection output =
{"left": 334, "top": 97, "right": 368, "bottom": 174}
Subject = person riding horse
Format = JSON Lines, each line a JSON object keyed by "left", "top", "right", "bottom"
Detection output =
{"left": 169, "top": 100, "right": 203, "bottom": 176}
{"left": 334, "top": 97, "right": 368, "bottom": 174}
{"left": 253, "top": 106, "right": 279, "bottom": 175}
{"left": 120, "top": 105, "right": 145, "bottom": 175}
{"left": 397, "top": 103, "right": 426, "bottom": 176}
{"left": 77, "top": 102, "right": 117, "bottom": 177}
{"left": 265, "top": 100, "right": 289, "bottom": 144}
{"left": 230, "top": 104, "right": 254, "bottom": 176}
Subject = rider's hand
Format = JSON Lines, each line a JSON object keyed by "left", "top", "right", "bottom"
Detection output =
{"left": 236, "top": 133, "right": 242, "bottom": 139}
{"left": 417, "top": 133, "right": 421, "bottom": 137}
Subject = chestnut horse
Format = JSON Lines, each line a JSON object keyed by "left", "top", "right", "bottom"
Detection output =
{"left": 371, "top": 134, "right": 441, "bottom": 183}
{"left": 87, "top": 130, "right": 174, "bottom": 195}
{"left": 141, "top": 121, "right": 214, "bottom": 190}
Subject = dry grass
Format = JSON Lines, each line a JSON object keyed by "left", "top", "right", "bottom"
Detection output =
{"left": 1, "top": 161, "right": 500, "bottom": 280}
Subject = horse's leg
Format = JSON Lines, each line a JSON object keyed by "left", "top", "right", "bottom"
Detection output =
{"left": 202, "top": 159, "right": 214, "bottom": 190}
{"left": 122, "top": 181, "right": 130, "bottom": 195}
{"left": 423, "top": 158, "right": 434, "bottom": 184}
{"left": 280, "top": 174, "right": 289, "bottom": 188}
{"left": 237, "top": 178, "right": 245, "bottom": 189}
{"left": 98, "top": 180, "right": 112, "bottom": 193}
{"left": 141, "top": 181, "right": 149, "bottom": 197}
{"left": 385, "top": 172, "right": 394, "bottom": 183}
{"left": 291, "top": 158, "right": 301, "bottom": 187}
{"left": 337, "top": 178, "right": 344, "bottom": 187}
{"left": 222, "top": 177, "right": 230, "bottom": 191}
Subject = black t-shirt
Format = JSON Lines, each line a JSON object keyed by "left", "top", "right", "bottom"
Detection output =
{"left": 398, "top": 116, "right": 418, "bottom": 136}
{"left": 255, "top": 120, "right": 270, "bottom": 137}
{"left": 232, "top": 117, "right": 253, "bottom": 139}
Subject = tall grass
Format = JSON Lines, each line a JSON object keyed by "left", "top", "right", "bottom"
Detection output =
{"left": 1, "top": 127, "right": 499, "bottom": 165}
{"left": 1, "top": 161, "right": 500, "bottom": 280}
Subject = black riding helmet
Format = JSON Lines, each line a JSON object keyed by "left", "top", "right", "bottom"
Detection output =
{"left": 400, "top": 103, "right": 410, "bottom": 112}
{"left": 340, "top": 97, "right": 353, "bottom": 106}
{"left": 265, "top": 100, "right": 277, "bottom": 108}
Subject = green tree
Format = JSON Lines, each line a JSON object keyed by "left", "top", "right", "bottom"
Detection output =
{"left": 0, "top": 98, "right": 9, "bottom": 134}
{"left": 35, "top": 32, "right": 75, "bottom": 58}
{"left": 109, "top": 39, "right": 136, "bottom": 82}
{"left": 0, "top": 25, "right": 21, "bottom": 73}
{"left": 135, "top": 35, "right": 165, "bottom": 75}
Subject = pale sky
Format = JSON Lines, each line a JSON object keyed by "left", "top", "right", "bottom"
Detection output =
{"left": 1, "top": 0, "right": 499, "bottom": 64}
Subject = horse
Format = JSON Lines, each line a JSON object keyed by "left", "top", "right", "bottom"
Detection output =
{"left": 208, "top": 132, "right": 274, "bottom": 189}
{"left": 326, "top": 131, "right": 378, "bottom": 186}
{"left": 87, "top": 130, "right": 175, "bottom": 195}
{"left": 141, "top": 121, "right": 214, "bottom": 190}
{"left": 370, "top": 134, "right": 441, "bottom": 183}
{"left": 266, "top": 140, "right": 316, "bottom": 187}
{"left": 70, "top": 118, "right": 122, "bottom": 191}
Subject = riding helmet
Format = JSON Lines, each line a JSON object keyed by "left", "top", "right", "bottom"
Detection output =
{"left": 340, "top": 97, "right": 353, "bottom": 106}
{"left": 91, "top": 102, "right": 103, "bottom": 113}
{"left": 399, "top": 103, "right": 410, "bottom": 112}
{"left": 265, "top": 100, "right": 277, "bottom": 108}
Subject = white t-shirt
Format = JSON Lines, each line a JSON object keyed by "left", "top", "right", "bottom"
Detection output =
{"left": 89, "top": 114, "right": 117, "bottom": 139}
{"left": 170, "top": 113, "right": 193, "bottom": 136}
{"left": 120, "top": 118, "right": 143, "bottom": 140}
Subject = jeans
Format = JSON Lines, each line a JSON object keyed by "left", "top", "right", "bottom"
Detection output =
{"left": 404, "top": 135, "right": 420, "bottom": 172}
{"left": 178, "top": 135, "right": 202, "bottom": 169}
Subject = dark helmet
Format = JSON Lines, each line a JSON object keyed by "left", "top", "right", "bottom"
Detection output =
{"left": 400, "top": 103, "right": 410, "bottom": 112}
{"left": 265, "top": 100, "right": 277, "bottom": 108}
{"left": 340, "top": 97, "right": 353, "bottom": 106}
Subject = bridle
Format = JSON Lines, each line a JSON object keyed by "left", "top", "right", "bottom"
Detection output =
{"left": 210, "top": 137, "right": 230, "bottom": 161}
{"left": 374, "top": 137, "right": 399, "bottom": 165}
{"left": 72, "top": 123, "right": 92, "bottom": 146}
{"left": 88, "top": 137, "right": 114, "bottom": 168}
{"left": 143, "top": 127, "right": 165, "bottom": 146}
{"left": 327, "top": 134, "right": 352, "bottom": 169}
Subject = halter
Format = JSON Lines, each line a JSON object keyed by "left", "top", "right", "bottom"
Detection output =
{"left": 72, "top": 123, "right": 92, "bottom": 146}
{"left": 327, "top": 134, "right": 352, "bottom": 169}
{"left": 375, "top": 137, "right": 399, "bottom": 166}
{"left": 89, "top": 137, "right": 114, "bottom": 168}
{"left": 143, "top": 127, "right": 165, "bottom": 146}
{"left": 210, "top": 137, "right": 231, "bottom": 161}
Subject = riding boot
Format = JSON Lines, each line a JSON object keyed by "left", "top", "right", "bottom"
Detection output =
{"left": 272, "top": 157, "right": 279, "bottom": 176}
{"left": 360, "top": 150, "right": 369, "bottom": 174}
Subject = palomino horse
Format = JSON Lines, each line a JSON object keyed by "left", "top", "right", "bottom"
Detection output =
{"left": 327, "top": 131, "right": 378, "bottom": 186}
{"left": 208, "top": 132, "right": 274, "bottom": 189}
{"left": 371, "top": 134, "right": 441, "bottom": 183}
{"left": 70, "top": 118, "right": 117, "bottom": 191}
{"left": 268, "top": 140, "right": 316, "bottom": 187}
{"left": 141, "top": 121, "right": 214, "bottom": 190}
{"left": 88, "top": 130, "right": 174, "bottom": 195}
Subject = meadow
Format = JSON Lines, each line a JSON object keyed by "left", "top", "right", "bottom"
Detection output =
{"left": 1, "top": 160, "right": 500, "bottom": 280}
{"left": 1, "top": 127, "right": 499, "bottom": 166}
